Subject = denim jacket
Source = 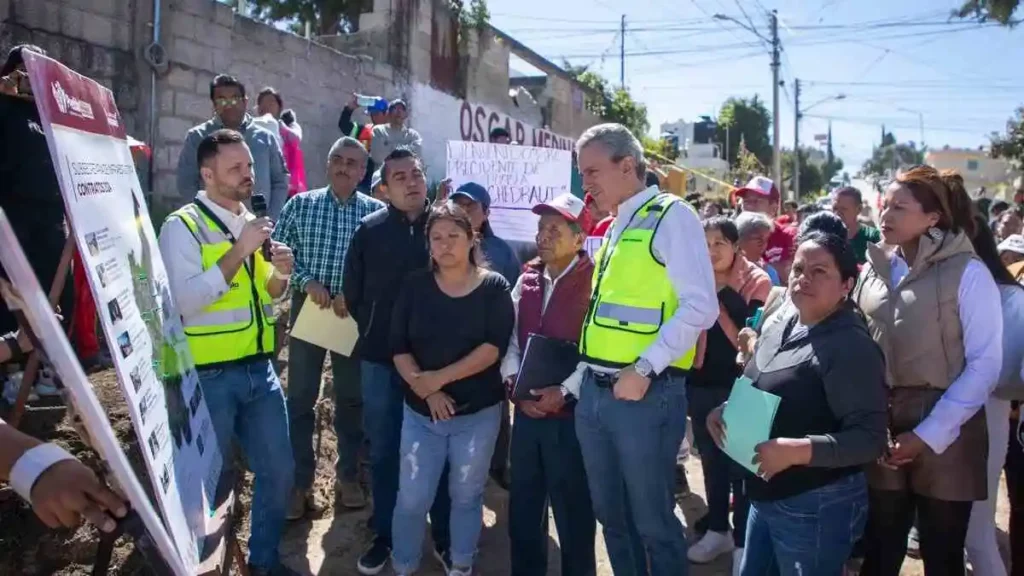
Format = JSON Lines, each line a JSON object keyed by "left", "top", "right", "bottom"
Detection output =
{"left": 176, "top": 115, "right": 291, "bottom": 219}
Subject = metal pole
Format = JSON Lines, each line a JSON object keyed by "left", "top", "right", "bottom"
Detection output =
{"left": 794, "top": 78, "right": 800, "bottom": 199}
{"left": 620, "top": 15, "right": 626, "bottom": 90}
{"left": 771, "top": 10, "right": 781, "bottom": 189}
{"left": 918, "top": 112, "right": 925, "bottom": 149}
{"left": 725, "top": 125, "right": 730, "bottom": 166}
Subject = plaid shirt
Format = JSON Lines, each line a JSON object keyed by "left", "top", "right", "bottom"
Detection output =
{"left": 273, "top": 187, "right": 385, "bottom": 294}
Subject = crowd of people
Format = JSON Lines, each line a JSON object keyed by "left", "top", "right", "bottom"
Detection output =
{"left": 5, "top": 40, "right": 1024, "bottom": 576}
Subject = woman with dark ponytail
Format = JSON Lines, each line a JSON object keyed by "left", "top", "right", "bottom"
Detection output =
{"left": 856, "top": 166, "right": 1003, "bottom": 576}
{"left": 707, "top": 226, "right": 888, "bottom": 574}
{"left": 964, "top": 213, "right": 1024, "bottom": 576}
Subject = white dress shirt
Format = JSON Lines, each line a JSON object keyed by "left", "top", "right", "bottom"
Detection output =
{"left": 500, "top": 256, "right": 580, "bottom": 380}
{"left": 157, "top": 191, "right": 256, "bottom": 320}
{"left": 889, "top": 256, "right": 1003, "bottom": 454}
{"left": 561, "top": 186, "right": 718, "bottom": 396}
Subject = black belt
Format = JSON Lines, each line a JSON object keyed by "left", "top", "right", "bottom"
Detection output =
{"left": 591, "top": 370, "right": 618, "bottom": 388}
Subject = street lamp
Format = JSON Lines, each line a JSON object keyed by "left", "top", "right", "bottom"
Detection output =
{"left": 713, "top": 11, "right": 782, "bottom": 187}
{"left": 794, "top": 82, "right": 845, "bottom": 199}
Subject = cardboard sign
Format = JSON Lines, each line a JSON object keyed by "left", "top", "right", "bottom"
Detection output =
{"left": 446, "top": 141, "right": 572, "bottom": 242}
{"left": 22, "top": 50, "right": 223, "bottom": 574}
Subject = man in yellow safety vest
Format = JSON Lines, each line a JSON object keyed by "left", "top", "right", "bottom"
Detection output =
{"left": 158, "top": 129, "right": 298, "bottom": 576}
{"left": 564, "top": 123, "right": 718, "bottom": 576}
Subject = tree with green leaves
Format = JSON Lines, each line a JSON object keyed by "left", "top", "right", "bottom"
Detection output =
{"left": 862, "top": 132, "right": 925, "bottom": 176}
{"left": 565, "top": 63, "right": 650, "bottom": 138}
{"left": 955, "top": 0, "right": 1020, "bottom": 25}
{"left": 989, "top": 106, "right": 1024, "bottom": 168}
{"left": 247, "top": 0, "right": 489, "bottom": 36}
{"left": 715, "top": 96, "right": 772, "bottom": 170}
{"left": 782, "top": 149, "right": 825, "bottom": 197}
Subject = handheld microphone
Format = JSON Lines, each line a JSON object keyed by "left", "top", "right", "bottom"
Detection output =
{"left": 250, "top": 194, "right": 274, "bottom": 262}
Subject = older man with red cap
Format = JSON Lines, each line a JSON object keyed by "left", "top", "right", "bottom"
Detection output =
{"left": 502, "top": 192, "right": 597, "bottom": 576}
{"left": 734, "top": 176, "right": 797, "bottom": 282}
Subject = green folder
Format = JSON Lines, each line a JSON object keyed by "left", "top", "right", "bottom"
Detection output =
{"left": 721, "top": 376, "right": 782, "bottom": 475}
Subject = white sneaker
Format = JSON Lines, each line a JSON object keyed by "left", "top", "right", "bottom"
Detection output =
{"left": 687, "top": 530, "right": 735, "bottom": 563}
{"left": 732, "top": 547, "right": 744, "bottom": 576}
{"left": 448, "top": 566, "right": 472, "bottom": 576}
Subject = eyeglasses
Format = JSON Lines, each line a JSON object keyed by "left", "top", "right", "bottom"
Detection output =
{"left": 214, "top": 97, "right": 243, "bottom": 108}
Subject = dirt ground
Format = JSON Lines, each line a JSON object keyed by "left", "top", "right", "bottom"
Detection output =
{"left": 0, "top": 356, "right": 1011, "bottom": 575}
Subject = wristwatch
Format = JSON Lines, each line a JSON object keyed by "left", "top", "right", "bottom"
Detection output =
{"left": 633, "top": 357, "right": 655, "bottom": 379}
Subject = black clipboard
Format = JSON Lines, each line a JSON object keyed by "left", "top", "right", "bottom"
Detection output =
{"left": 511, "top": 334, "right": 579, "bottom": 401}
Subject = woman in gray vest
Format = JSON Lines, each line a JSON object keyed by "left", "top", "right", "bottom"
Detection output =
{"left": 855, "top": 166, "right": 1003, "bottom": 576}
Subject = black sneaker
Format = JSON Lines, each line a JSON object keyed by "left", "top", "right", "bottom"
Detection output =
{"left": 357, "top": 539, "right": 391, "bottom": 575}
{"left": 433, "top": 545, "right": 452, "bottom": 572}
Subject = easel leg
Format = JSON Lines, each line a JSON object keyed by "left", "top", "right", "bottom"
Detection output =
{"left": 91, "top": 511, "right": 173, "bottom": 576}
{"left": 8, "top": 235, "right": 75, "bottom": 428}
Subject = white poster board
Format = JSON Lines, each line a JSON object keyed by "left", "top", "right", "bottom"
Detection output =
{"left": 22, "top": 51, "right": 223, "bottom": 574}
{"left": 446, "top": 141, "right": 572, "bottom": 242}
{"left": 583, "top": 237, "right": 604, "bottom": 259}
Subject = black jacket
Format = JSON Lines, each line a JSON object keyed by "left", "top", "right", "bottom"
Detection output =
{"left": 743, "top": 302, "right": 888, "bottom": 501}
{"left": 342, "top": 203, "right": 430, "bottom": 363}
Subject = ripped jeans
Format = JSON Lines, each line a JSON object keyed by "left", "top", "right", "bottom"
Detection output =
{"left": 391, "top": 403, "right": 501, "bottom": 573}
{"left": 742, "top": 473, "right": 868, "bottom": 576}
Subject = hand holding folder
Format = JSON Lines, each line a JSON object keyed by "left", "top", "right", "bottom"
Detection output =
{"left": 721, "top": 376, "right": 782, "bottom": 475}
{"left": 511, "top": 334, "right": 579, "bottom": 401}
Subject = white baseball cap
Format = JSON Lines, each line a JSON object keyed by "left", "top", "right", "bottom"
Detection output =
{"left": 736, "top": 176, "right": 780, "bottom": 199}
{"left": 998, "top": 234, "right": 1024, "bottom": 256}
{"left": 532, "top": 193, "right": 586, "bottom": 223}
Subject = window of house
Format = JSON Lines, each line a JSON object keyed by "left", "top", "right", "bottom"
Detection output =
{"left": 967, "top": 159, "right": 979, "bottom": 171}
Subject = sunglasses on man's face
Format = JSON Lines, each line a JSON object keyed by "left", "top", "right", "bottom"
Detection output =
{"left": 214, "top": 97, "right": 244, "bottom": 108}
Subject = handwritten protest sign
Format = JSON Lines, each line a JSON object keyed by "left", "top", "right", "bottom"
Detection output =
{"left": 446, "top": 141, "right": 572, "bottom": 242}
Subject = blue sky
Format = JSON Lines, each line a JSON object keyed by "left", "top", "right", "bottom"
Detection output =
{"left": 489, "top": 0, "right": 1024, "bottom": 173}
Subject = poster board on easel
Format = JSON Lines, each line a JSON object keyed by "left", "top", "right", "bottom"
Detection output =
{"left": 13, "top": 49, "right": 232, "bottom": 575}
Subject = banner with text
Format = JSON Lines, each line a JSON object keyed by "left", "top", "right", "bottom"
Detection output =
{"left": 446, "top": 141, "right": 573, "bottom": 243}
{"left": 23, "top": 51, "right": 223, "bottom": 574}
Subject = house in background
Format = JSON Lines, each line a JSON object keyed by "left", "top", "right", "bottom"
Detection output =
{"left": 926, "top": 146, "right": 1020, "bottom": 199}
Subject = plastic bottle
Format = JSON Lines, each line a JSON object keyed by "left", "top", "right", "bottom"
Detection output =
{"left": 355, "top": 94, "right": 381, "bottom": 108}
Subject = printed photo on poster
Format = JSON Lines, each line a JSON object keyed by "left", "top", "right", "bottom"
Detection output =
{"left": 107, "top": 297, "right": 123, "bottom": 322}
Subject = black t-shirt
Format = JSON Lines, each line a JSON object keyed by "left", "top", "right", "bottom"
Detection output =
{"left": 692, "top": 287, "right": 761, "bottom": 387}
{"left": 390, "top": 269, "right": 514, "bottom": 417}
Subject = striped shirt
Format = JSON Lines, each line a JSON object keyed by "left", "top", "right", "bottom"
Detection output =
{"left": 273, "top": 187, "right": 385, "bottom": 294}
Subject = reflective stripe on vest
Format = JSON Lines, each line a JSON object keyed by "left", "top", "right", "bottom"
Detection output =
{"left": 170, "top": 203, "right": 276, "bottom": 367}
{"left": 579, "top": 193, "right": 697, "bottom": 371}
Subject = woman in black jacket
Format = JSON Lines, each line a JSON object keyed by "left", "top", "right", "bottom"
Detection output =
{"left": 708, "top": 227, "right": 888, "bottom": 576}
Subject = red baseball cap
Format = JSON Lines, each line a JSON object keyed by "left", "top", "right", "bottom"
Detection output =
{"left": 533, "top": 193, "right": 586, "bottom": 223}
{"left": 735, "top": 176, "right": 780, "bottom": 201}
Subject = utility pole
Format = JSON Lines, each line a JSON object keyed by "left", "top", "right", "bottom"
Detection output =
{"left": 620, "top": 15, "right": 626, "bottom": 90}
{"left": 771, "top": 10, "right": 781, "bottom": 191}
{"left": 794, "top": 78, "right": 801, "bottom": 199}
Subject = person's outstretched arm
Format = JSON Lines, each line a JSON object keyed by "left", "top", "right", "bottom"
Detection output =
{"left": 0, "top": 418, "right": 127, "bottom": 532}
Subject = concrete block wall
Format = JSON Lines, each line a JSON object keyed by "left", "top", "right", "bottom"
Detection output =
{"left": 149, "top": 0, "right": 404, "bottom": 210}
{"left": 1, "top": 0, "right": 145, "bottom": 137}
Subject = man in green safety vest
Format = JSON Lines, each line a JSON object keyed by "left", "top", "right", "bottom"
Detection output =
{"left": 563, "top": 123, "right": 718, "bottom": 576}
{"left": 158, "top": 129, "right": 298, "bottom": 576}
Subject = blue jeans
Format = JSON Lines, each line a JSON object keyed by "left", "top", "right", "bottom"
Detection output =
{"left": 360, "top": 361, "right": 450, "bottom": 549}
{"left": 742, "top": 473, "right": 868, "bottom": 576}
{"left": 574, "top": 372, "right": 689, "bottom": 576}
{"left": 199, "top": 359, "right": 294, "bottom": 570}
{"left": 392, "top": 404, "right": 501, "bottom": 573}
{"left": 288, "top": 293, "right": 363, "bottom": 488}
